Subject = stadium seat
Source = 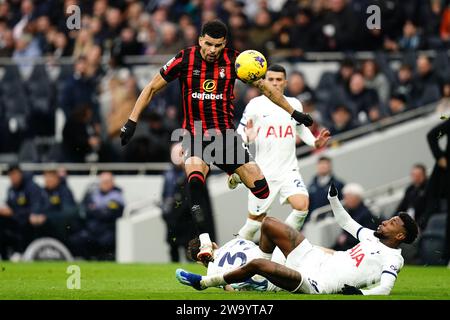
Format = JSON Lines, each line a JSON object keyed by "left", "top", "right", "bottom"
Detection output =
{"left": 419, "top": 213, "right": 447, "bottom": 265}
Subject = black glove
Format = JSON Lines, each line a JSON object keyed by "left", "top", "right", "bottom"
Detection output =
{"left": 329, "top": 182, "right": 338, "bottom": 197}
{"left": 291, "top": 110, "right": 313, "bottom": 127}
{"left": 341, "top": 284, "right": 363, "bottom": 295}
{"left": 120, "top": 119, "right": 137, "bottom": 146}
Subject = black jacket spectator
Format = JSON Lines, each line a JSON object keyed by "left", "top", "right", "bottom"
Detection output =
{"left": 308, "top": 156, "right": 345, "bottom": 214}
{"left": 42, "top": 170, "right": 79, "bottom": 242}
{"left": 0, "top": 166, "right": 46, "bottom": 257}
{"left": 68, "top": 172, "right": 124, "bottom": 260}
{"left": 315, "top": 0, "right": 359, "bottom": 51}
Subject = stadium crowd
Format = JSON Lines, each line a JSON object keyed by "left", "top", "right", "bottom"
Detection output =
{"left": 0, "top": 0, "right": 450, "bottom": 161}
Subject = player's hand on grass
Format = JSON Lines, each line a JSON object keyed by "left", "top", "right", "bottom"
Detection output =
{"left": 328, "top": 182, "right": 338, "bottom": 198}
{"left": 341, "top": 284, "right": 363, "bottom": 295}
{"left": 314, "top": 129, "right": 331, "bottom": 148}
{"left": 291, "top": 110, "right": 313, "bottom": 127}
{"left": 120, "top": 119, "right": 137, "bottom": 146}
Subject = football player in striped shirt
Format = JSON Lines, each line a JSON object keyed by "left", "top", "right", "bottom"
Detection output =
{"left": 120, "top": 20, "right": 314, "bottom": 263}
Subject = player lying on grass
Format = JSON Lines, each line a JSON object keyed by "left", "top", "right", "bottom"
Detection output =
{"left": 176, "top": 182, "right": 419, "bottom": 295}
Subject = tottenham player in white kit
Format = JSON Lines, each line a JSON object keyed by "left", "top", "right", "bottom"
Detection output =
{"left": 230, "top": 65, "right": 331, "bottom": 239}
{"left": 176, "top": 182, "right": 419, "bottom": 295}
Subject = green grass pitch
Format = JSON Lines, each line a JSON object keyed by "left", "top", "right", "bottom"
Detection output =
{"left": 0, "top": 262, "right": 449, "bottom": 300}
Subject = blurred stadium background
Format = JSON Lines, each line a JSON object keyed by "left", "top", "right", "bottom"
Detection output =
{"left": 0, "top": 0, "right": 449, "bottom": 271}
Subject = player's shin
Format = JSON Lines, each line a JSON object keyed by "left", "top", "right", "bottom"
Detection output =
{"left": 187, "top": 171, "right": 213, "bottom": 258}
{"left": 285, "top": 209, "right": 308, "bottom": 230}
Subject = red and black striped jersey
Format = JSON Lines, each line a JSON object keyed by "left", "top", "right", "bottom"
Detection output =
{"left": 160, "top": 46, "right": 240, "bottom": 135}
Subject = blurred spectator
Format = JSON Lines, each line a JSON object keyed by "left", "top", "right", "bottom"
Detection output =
{"left": 60, "top": 56, "right": 100, "bottom": 122}
{"left": 68, "top": 171, "right": 124, "bottom": 260}
{"left": 315, "top": 0, "right": 359, "bottom": 51}
{"left": 155, "top": 22, "right": 185, "bottom": 55}
{"left": 388, "top": 92, "right": 409, "bottom": 116}
{"left": 361, "top": 59, "right": 390, "bottom": 105}
{"left": 12, "top": 0, "right": 36, "bottom": 41}
{"left": 308, "top": 156, "right": 345, "bottom": 214}
{"left": 329, "top": 104, "right": 358, "bottom": 135}
{"left": 436, "top": 79, "right": 450, "bottom": 115}
{"left": 161, "top": 143, "right": 213, "bottom": 262}
{"left": 110, "top": 25, "right": 144, "bottom": 66}
{"left": 394, "top": 64, "right": 414, "bottom": 105}
{"left": 398, "top": 20, "right": 424, "bottom": 51}
{"left": 333, "top": 183, "right": 379, "bottom": 251}
{"left": 123, "top": 111, "right": 172, "bottom": 163}
{"left": 286, "top": 71, "right": 316, "bottom": 105}
{"left": 412, "top": 54, "right": 442, "bottom": 108}
{"left": 289, "top": 7, "right": 316, "bottom": 53}
{"left": 395, "top": 164, "right": 428, "bottom": 230}
{"left": 440, "top": 2, "right": 450, "bottom": 45}
{"left": 0, "top": 164, "right": 46, "bottom": 260}
{"left": 344, "top": 72, "right": 382, "bottom": 123}
{"left": 41, "top": 168, "right": 80, "bottom": 243}
{"left": 73, "top": 28, "right": 95, "bottom": 59}
{"left": 426, "top": 118, "right": 450, "bottom": 264}
{"left": 100, "top": 68, "right": 138, "bottom": 139}
{"left": 0, "top": 26, "right": 14, "bottom": 57}
{"left": 62, "top": 104, "right": 117, "bottom": 163}
{"left": 12, "top": 32, "right": 41, "bottom": 76}
{"left": 47, "top": 31, "right": 73, "bottom": 58}
{"left": 248, "top": 9, "right": 273, "bottom": 55}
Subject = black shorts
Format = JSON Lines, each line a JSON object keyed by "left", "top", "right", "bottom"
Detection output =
{"left": 181, "top": 130, "right": 253, "bottom": 175}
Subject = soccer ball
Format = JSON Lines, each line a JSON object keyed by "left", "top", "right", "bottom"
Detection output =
{"left": 235, "top": 50, "right": 267, "bottom": 83}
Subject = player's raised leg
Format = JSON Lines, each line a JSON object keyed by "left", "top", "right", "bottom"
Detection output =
{"left": 184, "top": 156, "right": 213, "bottom": 261}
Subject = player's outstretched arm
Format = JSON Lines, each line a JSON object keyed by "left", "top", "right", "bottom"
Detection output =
{"left": 328, "top": 182, "right": 363, "bottom": 239}
{"left": 359, "top": 272, "right": 397, "bottom": 295}
{"left": 120, "top": 73, "right": 168, "bottom": 146}
{"left": 251, "top": 79, "right": 313, "bottom": 127}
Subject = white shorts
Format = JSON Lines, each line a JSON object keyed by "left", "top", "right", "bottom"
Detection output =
{"left": 285, "top": 239, "right": 332, "bottom": 294}
{"left": 248, "top": 171, "right": 308, "bottom": 215}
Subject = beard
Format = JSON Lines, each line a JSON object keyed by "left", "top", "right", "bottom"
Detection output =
{"left": 374, "top": 230, "right": 387, "bottom": 240}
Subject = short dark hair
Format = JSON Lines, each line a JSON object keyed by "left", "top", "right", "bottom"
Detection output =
{"left": 398, "top": 212, "right": 419, "bottom": 244}
{"left": 201, "top": 19, "right": 228, "bottom": 39}
{"left": 413, "top": 163, "right": 426, "bottom": 175}
{"left": 318, "top": 156, "right": 331, "bottom": 162}
{"left": 6, "top": 163, "right": 21, "bottom": 174}
{"left": 267, "top": 64, "right": 287, "bottom": 78}
{"left": 187, "top": 237, "right": 201, "bottom": 262}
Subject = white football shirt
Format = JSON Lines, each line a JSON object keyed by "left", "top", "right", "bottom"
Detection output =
{"left": 236, "top": 95, "right": 316, "bottom": 180}
{"left": 318, "top": 227, "right": 404, "bottom": 294}
{"left": 207, "top": 238, "right": 261, "bottom": 276}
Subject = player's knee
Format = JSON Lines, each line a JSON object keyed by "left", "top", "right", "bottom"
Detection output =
{"left": 261, "top": 216, "right": 277, "bottom": 233}
{"left": 187, "top": 171, "right": 205, "bottom": 187}
{"left": 250, "top": 177, "right": 269, "bottom": 199}
{"left": 247, "top": 258, "right": 266, "bottom": 271}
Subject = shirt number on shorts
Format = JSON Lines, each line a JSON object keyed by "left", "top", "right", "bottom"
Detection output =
{"left": 294, "top": 179, "right": 304, "bottom": 188}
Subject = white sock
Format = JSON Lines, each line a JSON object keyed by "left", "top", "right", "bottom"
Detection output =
{"left": 238, "top": 218, "right": 262, "bottom": 240}
{"left": 201, "top": 274, "right": 226, "bottom": 288}
{"left": 199, "top": 233, "right": 212, "bottom": 248}
{"left": 256, "top": 247, "right": 272, "bottom": 260}
{"left": 285, "top": 210, "right": 308, "bottom": 230}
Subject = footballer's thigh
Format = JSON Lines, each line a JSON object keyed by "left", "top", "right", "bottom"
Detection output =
{"left": 280, "top": 171, "right": 309, "bottom": 211}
